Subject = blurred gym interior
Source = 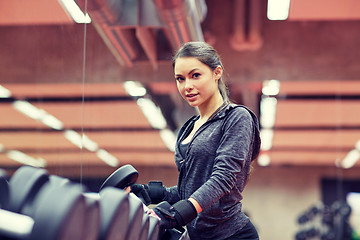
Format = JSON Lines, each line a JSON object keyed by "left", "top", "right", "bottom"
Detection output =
{"left": 0, "top": 0, "right": 360, "bottom": 239}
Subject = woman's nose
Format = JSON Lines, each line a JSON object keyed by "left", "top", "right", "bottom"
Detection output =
{"left": 185, "top": 80, "right": 193, "bottom": 91}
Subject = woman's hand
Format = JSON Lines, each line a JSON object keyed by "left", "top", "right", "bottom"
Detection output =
{"left": 146, "top": 208, "right": 161, "bottom": 221}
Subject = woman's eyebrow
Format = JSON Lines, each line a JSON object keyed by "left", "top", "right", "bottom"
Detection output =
{"left": 175, "top": 68, "right": 200, "bottom": 77}
{"left": 188, "top": 68, "right": 199, "bottom": 75}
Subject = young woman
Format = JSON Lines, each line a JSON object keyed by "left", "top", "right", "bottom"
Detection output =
{"left": 132, "top": 41, "right": 261, "bottom": 240}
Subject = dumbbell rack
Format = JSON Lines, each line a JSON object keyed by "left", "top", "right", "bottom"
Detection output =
{"left": 0, "top": 165, "right": 186, "bottom": 240}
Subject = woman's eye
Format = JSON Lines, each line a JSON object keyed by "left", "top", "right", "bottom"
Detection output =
{"left": 192, "top": 73, "right": 200, "bottom": 79}
{"left": 176, "top": 77, "right": 184, "bottom": 82}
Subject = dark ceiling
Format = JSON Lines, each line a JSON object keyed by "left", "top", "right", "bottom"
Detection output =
{"left": 1, "top": 0, "right": 360, "bottom": 176}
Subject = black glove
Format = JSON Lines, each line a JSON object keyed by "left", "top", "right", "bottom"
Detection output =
{"left": 152, "top": 200, "right": 198, "bottom": 230}
{"left": 131, "top": 181, "right": 165, "bottom": 205}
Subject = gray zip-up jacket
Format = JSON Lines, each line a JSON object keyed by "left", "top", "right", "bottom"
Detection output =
{"left": 163, "top": 103, "right": 261, "bottom": 240}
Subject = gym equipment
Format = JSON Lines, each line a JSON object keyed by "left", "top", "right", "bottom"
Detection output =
{"left": 0, "top": 169, "right": 9, "bottom": 209}
{"left": 0, "top": 166, "right": 94, "bottom": 240}
{"left": 0, "top": 163, "right": 188, "bottom": 240}
{"left": 148, "top": 215, "right": 161, "bottom": 240}
{"left": 100, "top": 164, "right": 138, "bottom": 191}
{"left": 0, "top": 183, "right": 86, "bottom": 240}
{"left": 49, "top": 175, "right": 71, "bottom": 186}
{"left": 100, "top": 164, "right": 190, "bottom": 240}
{"left": 84, "top": 188, "right": 157, "bottom": 240}
{"left": 30, "top": 183, "right": 86, "bottom": 240}
{"left": 7, "top": 166, "right": 49, "bottom": 215}
{"left": 126, "top": 194, "right": 146, "bottom": 240}
{"left": 100, "top": 164, "right": 164, "bottom": 240}
{"left": 296, "top": 201, "right": 353, "bottom": 240}
{"left": 140, "top": 214, "right": 150, "bottom": 240}
{"left": 83, "top": 195, "right": 101, "bottom": 240}
{"left": 98, "top": 187, "right": 130, "bottom": 240}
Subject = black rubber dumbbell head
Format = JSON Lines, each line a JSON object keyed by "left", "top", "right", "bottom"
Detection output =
{"left": 7, "top": 166, "right": 49, "bottom": 214}
{"left": 0, "top": 169, "right": 9, "bottom": 209}
{"left": 100, "top": 164, "right": 138, "bottom": 191}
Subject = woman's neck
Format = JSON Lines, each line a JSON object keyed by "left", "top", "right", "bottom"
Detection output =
{"left": 197, "top": 92, "right": 225, "bottom": 121}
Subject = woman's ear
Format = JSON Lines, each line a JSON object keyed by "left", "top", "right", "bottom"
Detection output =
{"left": 214, "top": 65, "right": 223, "bottom": 81}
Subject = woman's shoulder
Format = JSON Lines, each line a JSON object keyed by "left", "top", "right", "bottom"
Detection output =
{"left": 226, "top": 104, "right": 255, "bottom": 119}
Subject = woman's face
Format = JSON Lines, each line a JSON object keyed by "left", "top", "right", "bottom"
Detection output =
{"left": 174, "top": 57, "right": 222, "bottom": 108}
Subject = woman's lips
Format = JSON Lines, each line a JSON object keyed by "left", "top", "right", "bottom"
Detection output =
{"left": 186, "top": 93, "right": 198, "bottom": 102}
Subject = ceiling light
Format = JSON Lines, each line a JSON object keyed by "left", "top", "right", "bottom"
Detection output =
{"left": 258, "top": 153, "right": 271, "bottom": 167}
{"left": 355, "top": 139, "right": 360, "bottom": 151}
{"left": 41, "top": 114, "right": 64, "bottom": 130}
{"left": 7, "top": 150, "right": 46, "bottom": 168}
{"left": 64, "top": 130, "right": 98, "bottom": 151}
{"left": 60, "top": 0, "right": 91, "bottom": 23}
{"left": 81, "top": 134, "right": 99, "bottom": 152}
{"left": 124, "top": 81, "right": 147, "bottom": 97}
{"left": 137, "top": 98, "right": 167, "bottom": 129}
{"left": 160, "top": 129, "right": 176, "bottom": 152}
{"left": 64, "top": 130, "right": 83, "bottom": 149}
{"left": 13, "top": 100, "right": 64, "bottom": 130}
{"left": 346, "top": 192, "right": 360, "bottom": 213}
{"left": 341, "top": 149, "right": 360, "bottom": 169}
{"left": 260, "top": 129, "right": 274, "bottom": 151}
{"left": 267, "top": 0, "right": 291, "bottom": 20}
{"left": 262, "top": 79, "right": 280, "bottom": 96}
{"left": 13, "top": 101, "right": 46, "bottom": 120}
{"left": 96, "top": 149, "right": 119, "bottom": 167}
{"left": 260, "top": 96, "right": 277, "bottom": 129}
{"left": 0, "top": 85, "right": 11, "bottom": 98}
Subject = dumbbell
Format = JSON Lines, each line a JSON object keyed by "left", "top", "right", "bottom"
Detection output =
{"left": 100, "top": 164, "right": 139, "bottom": 191}
{"left": 47, "top": 165, "right": 153, "bottom": 240}
{"left": 49, "top": 175, "right": 100, "bottom": 240}
{"left": 10, "top": 166, "right": 135, "bottom": 240}
{"left": 100, "top": 164, "right": 191, "bottom": 240}
{"left": 0, "top": 177, "right": 86, "bottom": 240}
{"left": 6, "top": 166, "right": 49, "bottom": 215}
{"left": 0, "top": 165, "right": 95, "bottom": 240}
{"left": 0, "top": 169, "right": 9, "bottom": 210}
{"left": 100, "top": 164, "right": 161, "bottom": 240}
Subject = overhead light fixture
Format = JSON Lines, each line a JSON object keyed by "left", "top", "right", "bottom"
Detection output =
{"left": 260, "top": 129, "right": 274, "bottom": 151}
{"left": 260, "top": 97, "right": 277, "bottom": 129}
{"left": 13, "top": 100, "right": 64, "bottom": 130}
{"left": 124, "top": 81, "right": 147, "bottom": 97}
{"left": 81, "top": 134, "right": 99, "bottom": 152}
{"left": 259, "top": 80, "right": 279, "bottom": 147}
{"left": 341, "top": 149, "right": 360, "bottom": 169}
{"left": 258, "top": 153, "right": 271, "bottom": 167}
{"left": 60, "top": 0, "right": 91, "bottom": 23}
{"left": 262, "top": 79, "right": 280, "bottom": 96}
{"left": 355, "top": 140, "right": 360, "bottom": 151}
{"left": 137, "top": 98, "right": 167, "bottom": 129}
{"left": 7, "top": 150, "right": 46, "bottom": 168}
{"left": 341, "top": 140, "right": 360, "bottom": 169}
{"left": 13, "top": 100, "right": 46, "bottom": 120}
{"left": 258, "top": 79, "right": 280, "bottom": 166}
{"left": 160, "top": 129, "right": 176, "bottom": 152}
{"left": 96, "top": 149, "right": 119, "bottom": 167}
{"left": 41, "top": 114, "right": 64, "bottom": 130}
{"left": 0, "top": 85, "right": 11, "bottom": 98}
{"left": 64, "top": 130, "right": 83, "bottom": 149}
{"left": 267, "top": 0, "right": 291, "bottom": 20}
{"left": 64, "top": 130, "right": 122, "bottom": 166}
{"left": 64, "top": 130, "right": 99, "bottom": 152}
